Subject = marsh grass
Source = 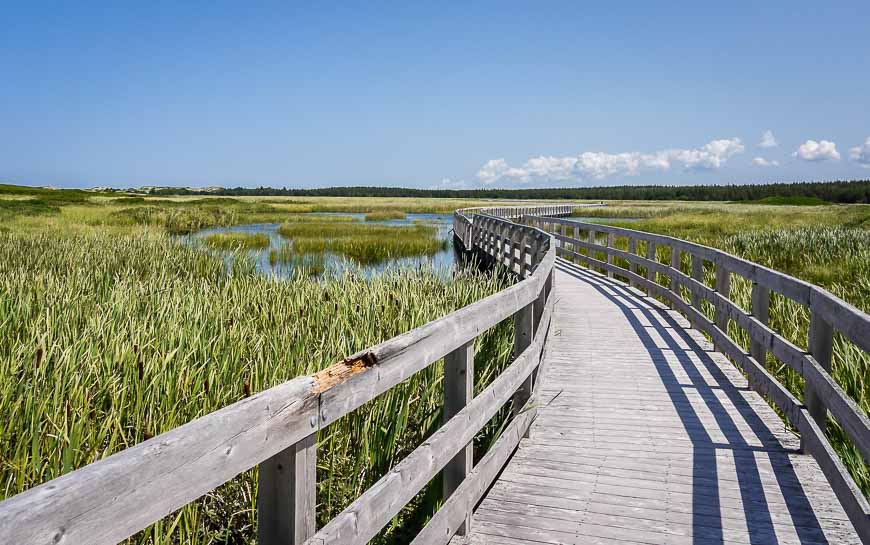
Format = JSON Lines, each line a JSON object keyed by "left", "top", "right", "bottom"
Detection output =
{"left": 279, "top": 222, "right": 447, "bottom": 264}
{"left": 0, "top": 230, "right": 513, "bottom": 544}
{"left": 1, "top": 186, "right": 496, "bottom": 236}
{"left": 202, "top": 232, "right": 270, "bottom": 250}
{"left": 268, "top": 244, "right": 326, "bottom": 276}
{"left": 365, "top": 210, "right": 407, "bottom": 221}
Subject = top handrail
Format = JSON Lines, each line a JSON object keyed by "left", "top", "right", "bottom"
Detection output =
{"left": 0, "top": 203, "right": 575, "bottom": 545}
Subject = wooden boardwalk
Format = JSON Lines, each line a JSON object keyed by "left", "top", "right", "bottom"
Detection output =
{"left": 461, "top": 259, "right": 860, "bottom": 545}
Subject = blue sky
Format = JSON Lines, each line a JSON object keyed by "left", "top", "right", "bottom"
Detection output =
{"left": 1, "top": 1, "right": 869, "bottom": 189}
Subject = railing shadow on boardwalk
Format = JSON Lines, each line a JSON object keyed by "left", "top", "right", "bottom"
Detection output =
{"left": 554, "top": 259, "right": 828, "bottom": 545}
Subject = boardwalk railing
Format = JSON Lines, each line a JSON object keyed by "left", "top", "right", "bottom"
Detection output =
{"left": 0, "top": 204, "right": 583, "bottom": 545}
{"left": 525, "top": 215, "right": 870, "bottom": 542}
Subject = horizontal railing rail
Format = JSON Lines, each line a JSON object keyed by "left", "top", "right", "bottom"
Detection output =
{"left": 0, "top": 204, "right": 582, "bottom": 545}
{"left": 525, "top": 215, "right": 870, "bottom": 543}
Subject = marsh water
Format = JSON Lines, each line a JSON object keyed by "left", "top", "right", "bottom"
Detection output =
{"left": 189, "top": 213, "right": 635, "bottom": 278}
{"left": 190, "top": 212, "right": 457, "bottom": 278}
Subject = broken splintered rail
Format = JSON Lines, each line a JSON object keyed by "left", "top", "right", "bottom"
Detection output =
{"left": 312, "top": 351, "right": 378, "bottom": 394}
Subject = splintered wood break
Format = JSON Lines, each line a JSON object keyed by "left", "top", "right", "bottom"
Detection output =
{"left": 312, "top": 352, "right": 378, "bottom": 394}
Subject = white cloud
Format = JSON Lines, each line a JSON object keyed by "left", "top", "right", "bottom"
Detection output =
{"left": 794, "top": 139, "right": 840, "bottom": 162}
{"left": 752, "top": 157, "right": 779, "bottom": 167}
{"left": 476, "top": 138, "right": 744, "bottom": 185}
{"left": 759, "top": 130, "right": 778, "bottom": 148}
{"left": 849, "top": 137, "right": 870, "bottom": 168}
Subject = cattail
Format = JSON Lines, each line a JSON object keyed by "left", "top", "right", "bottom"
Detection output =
{"left": 34, "top": 347, "right": 43, "bottom": 369}
{"left": 137, "top": 357, "right": 144, "bottom": 381}
{"left": 243, "top": 381, "right": 251, "bottom": 398}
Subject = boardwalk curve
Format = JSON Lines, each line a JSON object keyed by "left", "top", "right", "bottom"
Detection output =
{"left": 465, "top": 260, "right": 859, "bottom": 544}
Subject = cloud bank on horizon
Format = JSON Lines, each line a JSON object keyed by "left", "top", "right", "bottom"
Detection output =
{"left": 477, "top": 138, "right": 745, "bottom": 186}
{"left": 461, "top": 132, "right": 870, "bottom": 189}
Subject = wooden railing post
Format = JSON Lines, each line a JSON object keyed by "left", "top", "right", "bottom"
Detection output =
{"left": 714, "top": 260, "right": 731, "bottom": 349}
{"left": 518, "top": 231, "right": 529, "bottom": 278}
{"left": 512, "top": 301, "right": 535, "bottom": 434}
{"left": 501, "top": 223, "right": 510, "bottom": 267}
{"left": 606, "top": 233, "right": 615, "bottom": 278}
{"left": 443, "top": 340, "right": 474, "bottom": 535}
{"left": 691, "top": 254, "right": 704, "bottom": 311}
{"left": 512, "top": 230, "right": 523, "bottom": 274}
{"left": 669, "top": 246, "right": 680, "bottom": 307}
{"left": 588, "top": 230, "right": 596, "bottom": 270}
{"left": 749, "top": 282, "right": 770, "bottom": 389}
{"left": 258, "top": 434, "right": 316, "bottom": 545}
{"left": 646, "top": 241, "right": 656, "bottom": 285}
{"left": 628, "top": 237, "right": 637, "bottom": 287}
{"left": 803, "top": 310, "right": 834, "bottom": 452}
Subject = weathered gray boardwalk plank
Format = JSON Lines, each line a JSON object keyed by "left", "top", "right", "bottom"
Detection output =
{"left": 456, "top": 259, "right": 860, "bottom": 545}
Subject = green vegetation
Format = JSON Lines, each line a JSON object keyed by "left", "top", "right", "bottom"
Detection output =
{"left": 585, "top": 201, "right": 870, "bottom": 497}
{"left": 202, "top": 232, "right": 270, "bottom": 250}
{"left": 0, "top": 184, "right": 511, "bottom": 543}
{"left": 278, "top": 222, "right": 447, "bottom": 264}
{"left": 0, "top": 229, "right": 513, "bottom": 544}
{"left": 365, "top": 210, "right": 407, "bottom": 221}
{"left": 144, "top": 179, "right": 870, "bottom": 204}
{"left": 268, "top": 244, "right": 326, "bottom": 276}
{"left": 0, "top": 184, "right": 489, "bottom": 236}
{"left": 741, "top": 196, "right": 830, "bottom": 206}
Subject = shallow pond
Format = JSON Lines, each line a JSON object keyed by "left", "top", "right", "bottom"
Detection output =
{"left": 189, "top": 213, "right": 457, "bottom": 278}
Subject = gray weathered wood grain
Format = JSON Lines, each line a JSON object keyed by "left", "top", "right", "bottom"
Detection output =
{"left": 258, "top": 432, "right": 317, "bottom": 545}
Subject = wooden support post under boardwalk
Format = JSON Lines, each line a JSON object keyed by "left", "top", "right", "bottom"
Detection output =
{"left": 691, "top": 254, "right": 704, "bottom": 310}
{"left": 443, "top": 340, "right": 474, "bottom": 536}
{"left": 512, "top": 302, "right": 534, "bottom": 437}
{"left": 749, "top": 282, "right": 770, "bottom": 385}
{"left": 258, "top": 433, "right": 316, "bottom": 545}
{"left": 803, "top": 310, "right": 834, "bottom": 453}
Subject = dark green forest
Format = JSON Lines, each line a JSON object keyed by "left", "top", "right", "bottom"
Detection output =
{"left": 148, "top": 179, "right": 870, "bottom": 203}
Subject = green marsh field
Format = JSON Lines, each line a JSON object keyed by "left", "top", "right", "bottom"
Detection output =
{"left": 1, "top": 185, "right": 869, "bottom": 543}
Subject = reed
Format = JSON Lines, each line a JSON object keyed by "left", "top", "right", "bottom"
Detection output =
{"left": 268, "top": 243, "right": 327, "bottom": 276}
{"left": 202, "top": 232, "right": 270, "bottom": 250}
{"left": 0, "top": 230, "right": 512, "bottom": 544}
{"left": 278, "top": 222, "right": 447, "bottom": 264}
{"left": 364, "top": 210, "right": 407, "bottom": 221}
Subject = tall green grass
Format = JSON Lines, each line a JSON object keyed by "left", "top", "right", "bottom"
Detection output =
{"left": 278, "top": 222, "right": 447, "bottom": 264}
{"left": 0, "top": 230, "right": 512, "bottom": 544}
{"left": 202, "top": 232, "right": 270, "bottom": 250}
{"left": 268, "top": 244, "right": 327, "bottom": 276}
{"left": 365, "top": 210, "right": 407, "bottom": 221}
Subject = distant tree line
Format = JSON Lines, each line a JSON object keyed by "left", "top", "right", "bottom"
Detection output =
{"left": 147, "top": 179, "right": 870, "bottom": 203}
